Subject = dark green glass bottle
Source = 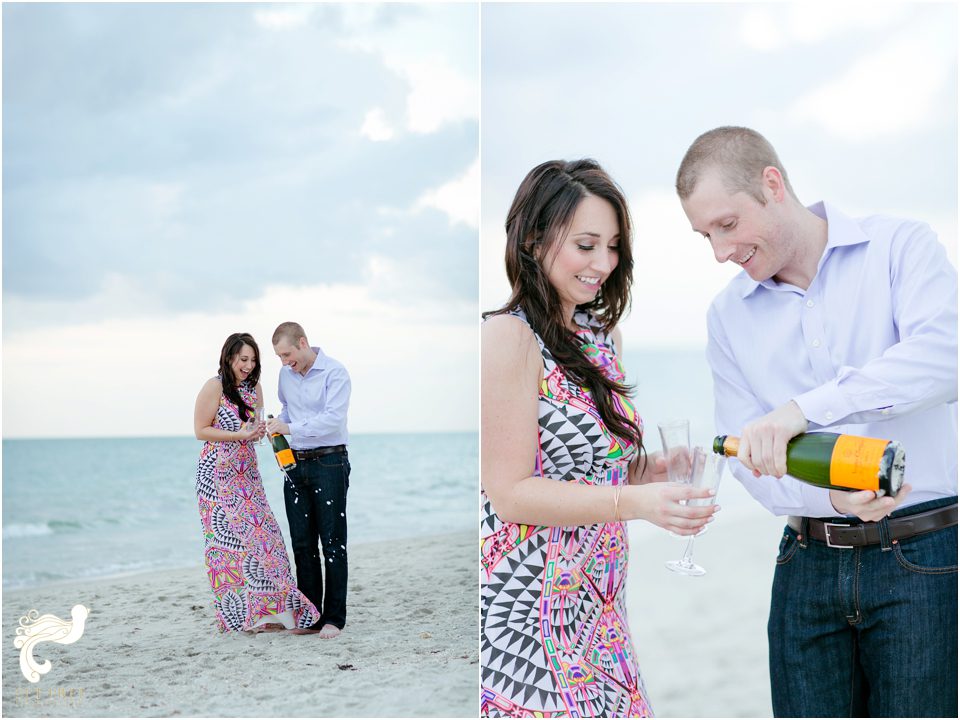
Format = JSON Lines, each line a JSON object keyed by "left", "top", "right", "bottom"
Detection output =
{"left": 267, "top": 414, "right": 296, "bottom": 472}
{"left": 713, "top": 432, "right": 904, "bottom": 496}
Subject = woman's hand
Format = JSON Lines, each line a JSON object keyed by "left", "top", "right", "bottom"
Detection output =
{"left": 626, "top": 483, "right": 719, "bottom": 535}
{"left": 631, "top": 451, "right": 668, "bottom": 484}
{"left": 236, "top": 421, "right": 261, "bottom": 442}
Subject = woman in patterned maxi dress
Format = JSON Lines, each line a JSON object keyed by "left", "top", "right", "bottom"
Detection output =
{"left": 481, "top": 161, "right": 719, "bottom": 717}
{"left": 194, "top": 332, "right": 320, "bottom": 633}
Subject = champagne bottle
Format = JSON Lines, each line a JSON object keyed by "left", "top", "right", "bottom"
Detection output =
{"left": 712, "top": 432, "right": 905, "bottom": 496}
{"left": 267, "top": 414, "right": 296, "bottom": 472}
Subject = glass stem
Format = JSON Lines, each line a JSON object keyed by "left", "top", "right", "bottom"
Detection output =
{"left": 681, "top": 537, "right": 696, "bottom": 568}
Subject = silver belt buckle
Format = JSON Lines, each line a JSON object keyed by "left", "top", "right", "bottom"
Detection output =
{"left": 824, "top": 522, "right": 854, "bottom": 549}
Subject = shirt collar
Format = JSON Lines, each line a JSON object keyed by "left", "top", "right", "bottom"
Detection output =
{"left": 309, "top": 346, "right": 326, "bottom": 371}
{"left": 282, "top": 346, "right": 326, "bottom": 376}
{"left": 739, "top": 201, "right": 871, "bottom": 298}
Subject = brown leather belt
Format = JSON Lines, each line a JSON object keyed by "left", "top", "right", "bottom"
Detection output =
{"left": 788, "top": 503, "right": 957, "bottom": 548}
{"left": 293, "top": 445, "right": 346, "bottom": 460}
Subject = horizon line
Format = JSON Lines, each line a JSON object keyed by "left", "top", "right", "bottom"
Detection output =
{"left": 2, "top": 429, "right": 478, "bottom": 442}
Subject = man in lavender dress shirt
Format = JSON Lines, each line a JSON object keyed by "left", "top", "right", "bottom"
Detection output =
{"left": 267, "top": 321, "right": 351, "bottom": 639}
{"left": 676, "top": 127, "right": 957, "bottom": 717}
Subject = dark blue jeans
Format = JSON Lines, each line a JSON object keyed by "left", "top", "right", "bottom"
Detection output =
{"left": 283, "top": 449, "right": 350, "bottom": 630}
{"left": 768, "top": 497, "right": 957, "bottom": 717}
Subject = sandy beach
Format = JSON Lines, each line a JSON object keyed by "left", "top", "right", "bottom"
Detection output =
{"left": 627, "top": 477, "right": 787, "bottom": 718}
{"left": 2, "top": 531, "right": 477, "bottom": 718}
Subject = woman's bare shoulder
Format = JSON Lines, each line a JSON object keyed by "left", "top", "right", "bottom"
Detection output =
{"left": 198, "top": 377, "right": 223, "bottom": 396}
{"left": 482, "top": 314, "right": 540, "bottom": 358}
{"left": 483, "top": 312, "right": 534, "bottom": 339}
{"left": 482, "top": 314, "right": 543, "bottom": 383}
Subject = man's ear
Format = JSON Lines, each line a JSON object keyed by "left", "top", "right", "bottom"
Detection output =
{"left": 761, "top": 166, "right": 786, "bottom": 203}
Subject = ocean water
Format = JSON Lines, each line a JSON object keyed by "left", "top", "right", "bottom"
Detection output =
{"left": 3, "top": 348, "right": 769, "bottom": 590}
{"left": 622, "top": 346, "right": 717, "bottom": 447}
{"left": 2, "top": 432, "right": 476, "bottom": 590}
{"left": 623, "top": 346, "right": 771, "bottom": 526}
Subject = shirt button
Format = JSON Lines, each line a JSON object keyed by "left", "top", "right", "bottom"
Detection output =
{"left": 806, "top": 300, "right": 815, "bottom": 308}
{"left": 825, "top": 411, "right": 834, "bottom": 420}
{"left": 812, "top": 339, "right": 821, "bottom": 348}
{"left": 881, "top": 408, "right": 891, "bottom": 415}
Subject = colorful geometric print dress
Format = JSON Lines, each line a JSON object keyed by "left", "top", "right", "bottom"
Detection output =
{"left": 481, "top": 309, "right": 653, "bottom": 718}
{"left": 195, "top": 380, "right": 320, "bottom": 632}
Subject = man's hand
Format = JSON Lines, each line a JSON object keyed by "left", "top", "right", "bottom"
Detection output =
{"left": 829, "top": 483, "right": 913, "bottom": 522}
{"left": 738, "top": 400, "right": 808, "bottom": 478}
{"left": 266, "top": 418, "right": 290, "bottom": 436}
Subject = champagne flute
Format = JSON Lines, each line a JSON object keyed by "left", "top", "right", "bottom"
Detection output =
{"left": 658, "top": 419, "right": 692, "bottom": 538}
{"left": 251, "top": 407, "right": 265, "bottom": 445}
{"left": 665, "top": 448, "right": 725, "bottom": 576}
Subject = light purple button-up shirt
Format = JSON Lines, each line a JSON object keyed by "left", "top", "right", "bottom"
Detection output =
{"left": 277, "top": 346, "right": 351, "bottom": 450}
{"left": 707, "top": 202, "right": 958, "bottom": 517}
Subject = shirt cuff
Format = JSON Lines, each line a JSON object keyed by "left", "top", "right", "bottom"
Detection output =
{"left": 792, "top": 381, "right": 855, "bottom": 428}
{"left": 288, "top": 419, "right": 305, "bottom": 441}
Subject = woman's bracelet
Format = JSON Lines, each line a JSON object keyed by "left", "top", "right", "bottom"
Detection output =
{"left": 613, "top": 483, "right": 625, "bottom": 522}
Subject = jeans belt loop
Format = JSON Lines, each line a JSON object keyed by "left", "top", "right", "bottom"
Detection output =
{"left": 878, "top": 515, "right": 893, "bottom": 551}
{"left": 798, "top": 517, "right": 809, "bottom": 549}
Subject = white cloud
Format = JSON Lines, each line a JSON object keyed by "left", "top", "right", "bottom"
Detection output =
{"left": 785, "top": 3, "right": 906, "bottom": 44}
{"left": 334, "top": 7, "right": 478, "bottom": 136}
{"left": 146, "top": 181, "right": 184, "bottom": 217}
{"left": 360, "top": 107, "right": 395, "bottom": 142}
{"left": 415, "top": 157, "right": 479, "bottom": 228}
{"left": 398, "top": 58, "right": 478, "bottom": 134}
{"left": 253, "top": 6, "right": 313, "bottom": 30}
{"left": 3, "top": 272, "right": 173, "bottom": 329}
{"left": 738, "top": 3, "right": 909, "bottom": 51}
{"left": 789, "top": 30, "right": 951, "bottom": 140}
{"left": 739, "top": 8, "right": 785, "bottom": 52}
{"left": 337, "top": 3, "right": 383, "bottom": 34}
{"left": 3, "top": 282, "right": 478, "bottom": 439}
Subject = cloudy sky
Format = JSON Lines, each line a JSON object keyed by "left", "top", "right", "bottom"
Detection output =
{"left": 3, "top": 2, "right": 479, "bottom": 438}
{"left": 481, "top": 2, "right": 957, "bottom": 349}
{"left": 5, "top": 2, "right": 957, "bottom": 439}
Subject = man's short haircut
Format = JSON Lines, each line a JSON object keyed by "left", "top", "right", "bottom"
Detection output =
{"left": 676, "top": 126, "right": 797, "bottom": 205}
{"left": 272, "top": 321, "right": 307, "bottom": 347}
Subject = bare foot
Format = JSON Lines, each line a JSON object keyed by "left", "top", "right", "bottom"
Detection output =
{"left": 288, "top": 626, "right": 321, "bottom": 635}
{"left": 250, "top": 623, "right": 286, "bottom": 634}
{"left": 318, "top": 624, "right": 341, "bottom": 639}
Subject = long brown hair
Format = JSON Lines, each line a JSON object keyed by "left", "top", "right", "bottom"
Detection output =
{"left": 484, "top": 159, "right": 643, "bottom": 450}
{"left": 218, "top": 332, "right": 261, "bottom": 422}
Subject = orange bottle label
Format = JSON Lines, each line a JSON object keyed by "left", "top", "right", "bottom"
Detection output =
{"left": 829, "top": 435, "right": 887, "bottom": 490}
{"left": 276, "top": 448, "right": 295, "bottom": 468}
